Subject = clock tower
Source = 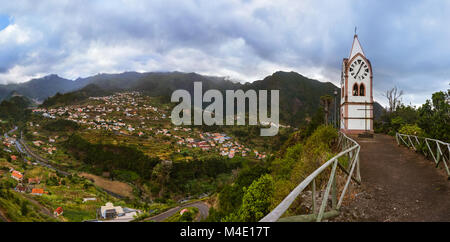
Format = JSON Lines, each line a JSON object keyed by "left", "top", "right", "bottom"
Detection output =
{"left": 340, "top": 34, "right": 374, "bottom": 134}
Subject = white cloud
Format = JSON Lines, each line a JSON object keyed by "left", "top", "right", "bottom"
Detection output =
{"left": 0, "top": 24, "right": 32, "bottom": 44}
{"left": 0, "top": 0, "right": 448, "bottom": 106}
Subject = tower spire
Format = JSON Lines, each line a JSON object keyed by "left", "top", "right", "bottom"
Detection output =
{"left": 349, "top": 32, "right": 365, "bottom": 59}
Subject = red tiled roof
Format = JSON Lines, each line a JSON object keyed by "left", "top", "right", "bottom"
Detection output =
{"left": 54, "top": 207, "right": 63, "bottom": 214}
{"left": 31, "top": 188, "right": 44, "bottom": 194}
{"left": 11, "top": 170, "right": 23, "bottom": 179}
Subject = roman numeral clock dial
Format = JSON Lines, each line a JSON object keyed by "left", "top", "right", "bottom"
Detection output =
{"left": 349, "top": 59, "right": 369, "bottom": 80}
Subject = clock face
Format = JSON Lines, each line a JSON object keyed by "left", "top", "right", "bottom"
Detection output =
{"left": 349, "top": 59, "right": 369, "bottom": 80}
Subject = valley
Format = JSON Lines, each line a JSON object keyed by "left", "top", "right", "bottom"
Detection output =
{"left": 0, "top": 89, "right": 282, "bottom": 222}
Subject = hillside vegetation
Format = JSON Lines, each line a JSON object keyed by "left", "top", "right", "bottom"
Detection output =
{"left": 206, "top": 125, "right": 339, "bottom": 222}
{"left": 376, "top": 89, "right": 449, "bottom": 142}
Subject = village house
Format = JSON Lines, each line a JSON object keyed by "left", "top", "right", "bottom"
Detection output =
{"left": 54, "top": 207, "right": 63, "bottom": 216}
{"left": 33, "top": 140, "right": 44, "bottom": 147}
{"left": 83, "top": 197, "right": 97, "bottom": 203}
{"left": 14, "top": 184, "right": 26, "bottom": 193}
{"left": 11, "top": 170, "right": 23, "bottom": 181}
{"left": 100, "top": 202, "right": 125, "bottom": 219}
{"left": 180, "top": 208, "right": 189, "bottom": 215}
{"left": 31, "top": 188, "right": 45, "bottom": 196}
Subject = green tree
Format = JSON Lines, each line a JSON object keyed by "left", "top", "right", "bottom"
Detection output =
{"left": 417, "top": 90, "right": 450, "bottom": 142}
{"left": 237, "top": 174, "right": 274, "bottom": 222}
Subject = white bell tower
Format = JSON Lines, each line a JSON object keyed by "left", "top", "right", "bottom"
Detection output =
{"left": 340, "top": 34, "right": 374, "bottom": 134}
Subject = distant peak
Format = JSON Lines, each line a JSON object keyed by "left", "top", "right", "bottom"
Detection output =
{"left": 272, "top": 71, "right": 305, "bottom": 78}
{"left": 44, "top": 74, "right": 60, "bottom": 78}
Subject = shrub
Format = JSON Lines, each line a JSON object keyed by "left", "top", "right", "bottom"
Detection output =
{"left": 305, "top": 125, "right": 338, "bottom": 148}
{"left": 398, "top": 124, "right": 424, "bottom": 136}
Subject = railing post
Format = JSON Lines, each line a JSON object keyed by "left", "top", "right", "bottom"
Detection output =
{"left": 356, "top": 147, "right": 361, "bottom": 182}
{"left": 408, "top": 136, "right": 416, "bottom": 151}
{"left": 317, "top": 159, "right": 338, "bottom": 222}
{"left": 425, "top": 139, "right": 437, "bottom": 163}
{"left": 436, "top": 142, "right": 441, "bottom": 167}
{"left": 331, "top": 171, "right": 337, "bottom": 209}
{"left": 348, "top": 147, "right": 353, "bottom": 167}
{"left": 312, "top": 179, "right": 316, "bottom": 215}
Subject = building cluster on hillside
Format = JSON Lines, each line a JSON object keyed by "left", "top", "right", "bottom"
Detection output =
{"left": 31, "top": 91, "right": 267, "bottom": 160}
{"left": 9, "top": 167, "right": 47, "bottom": 196}
{"left": 171, "top": 129, "right": 267, "bottom": 159}
{"left": 30, "top": 136, "right": 58, "bottom": 155}
{"left": 32, "top": 92, "right": 167, "bottom": 135}
{"left": 8, "top": 166, "right": 65, "bottom": 217}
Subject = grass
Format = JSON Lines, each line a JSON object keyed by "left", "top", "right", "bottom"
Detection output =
{"left": 79, "top": 172, "right": 134, "bottom": 198}
{"left": 63, "top": 208, "right": 96, "bottom": 222}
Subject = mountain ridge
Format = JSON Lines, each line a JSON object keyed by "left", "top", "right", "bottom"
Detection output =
{"left": 35, "top": 70, "right": 384, "bottom": 126}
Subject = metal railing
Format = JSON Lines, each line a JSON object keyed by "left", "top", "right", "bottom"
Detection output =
{"left": 396, "top": 133, "right": 450, "bottom": 177}
{"left": 260, "top": 132, "right": 361, "bottom": 222}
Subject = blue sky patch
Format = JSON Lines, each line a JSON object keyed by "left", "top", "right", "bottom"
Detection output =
{"left": 0, "top": 14, "right": 10, "bottom": 31}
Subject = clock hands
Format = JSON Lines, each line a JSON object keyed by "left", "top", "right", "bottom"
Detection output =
{"left": 355, "top": 63, "right": 363, "bottom": 78}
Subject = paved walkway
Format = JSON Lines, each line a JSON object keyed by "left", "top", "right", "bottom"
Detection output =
{"left": 334, "top": 134, "right": 450, "bottom": 222}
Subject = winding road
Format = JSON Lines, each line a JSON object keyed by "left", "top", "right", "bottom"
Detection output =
{"left": 145, "top": 201, "right": 210, "bottom": 222}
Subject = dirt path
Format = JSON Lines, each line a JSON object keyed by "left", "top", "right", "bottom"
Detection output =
{"left": 334, "top": 134, "right": 450, "bottom": 222}
{"left": 0, "top": 208, "right": 11, "bottom": 222}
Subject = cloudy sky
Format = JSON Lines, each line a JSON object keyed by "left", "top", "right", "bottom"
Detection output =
{"left": 0, "top": 0, "right": 449, "bottom": 106}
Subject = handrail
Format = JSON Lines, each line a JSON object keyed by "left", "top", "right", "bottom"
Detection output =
{"left": 260, "top": 131, "right": 361, "bottom": 222}
{"left": 396, "top": 133, "right": 450, "bottom": 178}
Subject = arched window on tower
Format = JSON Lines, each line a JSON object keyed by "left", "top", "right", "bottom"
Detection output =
{"left": 359, "top": 84, "right": 365, "bottom": 96}
{"left": 352, "top": 83, "right": 359, "bottom": 96}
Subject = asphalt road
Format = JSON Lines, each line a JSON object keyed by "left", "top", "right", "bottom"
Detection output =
{"left": 17, "top": 137, "right": 70, "bottom": 176}
{"left": 145, "top": 201, "right": 210, "bottom": 222}
{"left": 5, "top": 127, "right": 67, "bottom": 175}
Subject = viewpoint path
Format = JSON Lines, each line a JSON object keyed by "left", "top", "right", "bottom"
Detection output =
{"left": 334, "top": 134, "right": 450, "bottom": 222}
